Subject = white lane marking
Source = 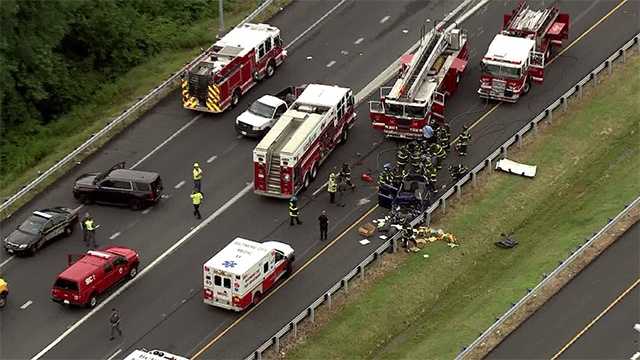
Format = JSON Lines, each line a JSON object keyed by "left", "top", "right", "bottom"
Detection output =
{"left": 130, "top": 115, "right": 201, "bottom": 169}
{"left": 312, "top": 181, "right": 329, "bottom": 196}
{"left": 285, "top": 0, "right": 348, "bottom": 49}
{"left": 141, "top": 208, "right": 151, "bottom": 215}
{"left": 206, "top": 155, "right": 218, "bottom": 164}
{"left": 174, "top": 180, "right": 186, "bottom": 189}
{"left": 20, "top": 300, "right": 33, "bottom": 309}
{"left": 0, "top": 256, "right": 15, "bottom": 269}
{"left": 354, "top": 37, "right": 364, "bottom": 45}
{"left": 109, "top": 232, "right": 121, "bottom": 240}
{"left": 380, "top": 15, "right": 390, "bottom": 23}
{"left": 326, "top": 60, "right": 336, "bottom": 68}
{"left": 31, "top": 183, "right": 254, "bottom": 360}
{"left": 105, "top": 348, "right": 122, "bottom": 360}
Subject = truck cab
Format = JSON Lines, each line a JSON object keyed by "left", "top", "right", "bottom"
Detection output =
{"left": 235, "top": 86, "right": 304, "bottom": 138}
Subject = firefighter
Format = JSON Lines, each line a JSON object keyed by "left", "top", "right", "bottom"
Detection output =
{"left": 429, "top": 143, "right": 446, "bottom": 170}
{"left": 401, "top": 224, "right": 416, "bottom": 251}
{"left": 378, "top": 164, "right": 392, "bottom": 187}
{"left": 392, "top": 167, "right": 405, "bottom": 187}
{"left": 457, "top": 126, "right": 471, "bottom": 156}
{"left": 327, "top": 172, "right": 338, "bottom": 204}
{"left": 428, "top": 167, "right": 438, "bottom": 194}
{"left": 109, "top": 308, "right": 122, "bottom": 340}
{"left": 289, "top": 196, "right": 302, "bottom": 225}
{"left": 437, "top": 125, "right": 451, "bottom": 151}
{"left": 396, "top": 145, "right": 409, "bottom": 169}
{"left": 318, "top": 210, "right": 329, "bottom": 241}
{"left": 193, "top": 162, "right": 203, "bottom": 192}
{"left": 449, "top": 163, "right": 469, "bottom": 182}
{"left": 339, "top": 163, "right": 355, "bottom": 190}
{"left": 82, "top": 212, "right": 98, "bottom": 249}
{"left": 190, "top": 190, "right": 203, "bottom": 219}
{"left": 410, "top": 150, "right": 422, "bottom": 174}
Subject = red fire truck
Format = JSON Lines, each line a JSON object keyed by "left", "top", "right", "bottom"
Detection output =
{"left": 181, "top": 23, "right": 287, "bottom": 113}
{"left": 478, "top": 1, "right": 569, "bottom": 102}
{"left": 203, "top": 238, "right": 294, "bottom": 311}
{"left": 253, "top": 84, "right": 356, "bottom": 198}
{"left": 369, "top": 21, "right": 469, "bottom": 139}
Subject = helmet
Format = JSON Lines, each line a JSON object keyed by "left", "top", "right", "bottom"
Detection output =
{"left": 194, "top": 162, "right": 200, "bottom": 167}
{"left": 383, "top": 163, "right": 392, "bottom": 171}
{"left": 290, "top": 196, "right": 298, "bottom": 203}
{"left": 330, "top": 173, "right": 336, "bottom": 179}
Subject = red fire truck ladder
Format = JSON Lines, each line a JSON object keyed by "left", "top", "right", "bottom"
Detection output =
{"left": 505, "top": 2, "right": 559, "bottom": 38}
{"left": 264, "top": 115, "right": 306, "bottom": 193}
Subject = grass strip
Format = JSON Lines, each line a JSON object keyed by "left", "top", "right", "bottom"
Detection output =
{"left": 0, "top": 0, "right": 290, "bottom": 218}
{"left": 285, "top": 56, "right": 640, "bottom": 360}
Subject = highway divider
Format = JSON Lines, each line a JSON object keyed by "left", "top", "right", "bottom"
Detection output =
{"left": 243, "top": 32, "right": 640, "bottom": 360}
{"left": 0, "top": 0, "right": 277, "bottom": 216}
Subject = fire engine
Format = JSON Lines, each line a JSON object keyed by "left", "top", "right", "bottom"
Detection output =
{"left": 124, "top": 349, "right": 188, "bottom": 360}
{"left": 203, "top": 238, "right": 294, "bottom": 312}
{"left": 478, "top": 1, "right": 569, "bottom": 102}
{"left": 253, "top": 84, "right": 356, "bottom": 198}
{"left": 369, "top": 21, "right": 469, "bottom": 139}
{"left": 181, "top": 23, "right": 287, "bottom": 113}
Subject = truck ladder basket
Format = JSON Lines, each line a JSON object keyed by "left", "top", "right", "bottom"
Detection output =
{"left": 402, "top": 30, "right": 447, "bottom": 101}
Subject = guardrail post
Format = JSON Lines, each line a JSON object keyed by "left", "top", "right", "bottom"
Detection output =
{"left": 257, "top": 350, "right": 262, "bottom": 360}
{"left": 577, "top": 84, "right": 583, "bottom": 99}
{"left": 487, "top": 158, "right": 493, "bottom": 173}
{"left": 310, "top": 307, "right": 315, "bottom": 323}
{"left": 593, "top": 70, "right": 598, "bottom": 84}
{"left": 275, "top": 336, "right": 280, "bottom": 353}
{"left": 607, "top": 60, "right": 612, "bottom": 75}
{"left": 532, "top": 121, "right": 538, "bottom": 135}
{"left": 359, "top": 265, "right": 365, "bottom": 280}
{"left": 343, "top": 278, "right": 349, "bottom": 293}
{"left": 441, "top": 198, "right": 446, "bottom": 214}
{"left": 621, "top": 48, "right": 626, "bottom": 63}
{"left": 327, "top": 292, "right": 332, "bottom": 308}
{"left": 425, "top": 211, "right": 431, "bottom": 225}
{"left": 546, "top": 109, "right": 553, "bottom": 123}
{"left": 562, "top": 97, "right": 568, "bottom": 112}
{"left": 502, "top": 146, "right": 507, "bottom": 158}
{"left": 472, "top": 172, "right": 477, "bottom": 187}
{"left": 456, "top": 184, "right": 461, "bottom": 199}
{"left": 391, "top": 237, "right": 398, "bottom": 253}
{"left": 516, "top": 134, "right": 522, "bottom": 147}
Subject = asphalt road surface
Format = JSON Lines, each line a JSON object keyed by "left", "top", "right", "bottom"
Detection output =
{"left": 0, "top": 0, "right": 638, "bottom": 359}
{"left": 488, "top": 221, "right": 640, "bottom": 359}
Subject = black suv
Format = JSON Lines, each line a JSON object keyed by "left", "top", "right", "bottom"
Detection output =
{"left": 73, "top": 162, "right": 163, "bottom": 210}
{"left": 4, "top": 207, "right": 79, "bottom": 255}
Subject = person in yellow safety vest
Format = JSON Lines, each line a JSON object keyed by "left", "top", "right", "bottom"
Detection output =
{"left": 190, "top": 190, "right": 204, "bottom": 219}
{"left": 327, "top": 173, "right": 338, "bottom": 204}
{"left": 82, "top": 212, "right": 98, "bottom": 249}
{"left": 289, "top": 196, "right": 302, "bottom": 226}
{"left": 193, "top": 163, "right": 203, "bottom": 192}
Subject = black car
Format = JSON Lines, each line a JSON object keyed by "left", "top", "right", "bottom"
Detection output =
{"left": 4, "top": 207, "right": 79, "bottom": 255}
{"left": 73, "top": 162, "right": 163, "bottom": 210}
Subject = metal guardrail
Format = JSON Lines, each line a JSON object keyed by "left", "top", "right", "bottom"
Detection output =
{"left": 0, "top": 0, "right": 276, "bottom": 214}
{"left": 244, "top": 33, "right": 640, "bottom": 360}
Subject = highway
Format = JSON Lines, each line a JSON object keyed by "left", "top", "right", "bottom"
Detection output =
{"left": 0, "top": 0, "right": 637, "bottom": 359}
{"left": 488, "top": 222, "right": 640, "bottom": 359}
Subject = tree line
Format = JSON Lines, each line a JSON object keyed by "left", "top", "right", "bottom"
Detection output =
{"left": 0, "top": 0, "right": 230, "bottom": 179}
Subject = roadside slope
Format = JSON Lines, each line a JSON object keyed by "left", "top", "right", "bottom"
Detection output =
{"left": 285, "top": 56, "right": 640, "bottom": 360}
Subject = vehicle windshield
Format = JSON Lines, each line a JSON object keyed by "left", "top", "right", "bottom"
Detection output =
{"left": 54, "top": 278, "right": 79, "bottom": 291}
{"left": 18, "top": 215, "right": 48, "bottom": 235}
{"left": 481, "top": 62, "right": 522, "bottom": 79}
{"left": 248, "top": 101, "right": 276, "bottom": 118}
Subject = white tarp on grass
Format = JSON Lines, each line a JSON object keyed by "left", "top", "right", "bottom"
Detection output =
{"left": 496, "top": 158, "right": 537, "bottom": 178}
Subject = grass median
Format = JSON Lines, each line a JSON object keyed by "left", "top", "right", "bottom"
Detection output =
{"left": 0, "top": 0, "right": 290, "bottom": 217}
{"left": 285, "top": 56, "right": 640, "bottom": 359}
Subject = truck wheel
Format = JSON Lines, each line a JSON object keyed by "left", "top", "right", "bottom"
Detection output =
{"left": 303, "top": 174, "right": 310, "bottom": 190}
{"left": 284, "top": 263, "right": 293, "bottom": 278}
{"left": 522, "top": 79, "right": 531, "bottom": 95}
{"left": 310, "top": 164, "right": 318, "bottom": 180}
{"left": 0, "top": 294, "right": 6, "bottom": 308}
{"left": 339, "top": 128, "right": 349, "bottom": 144}
{"left": 266, "top": 61, "right": 276, "bottom": 78}
{"left": 87, "top": 294, "right": 98, "bottom": 308}
{"left": 253, "top": 292, "right": 262, "bottom": 306}
{"left": 128, "top": 265, "right": 138, "bottom": 279}
{"left": 129, "top": 198, "right": 142, "bottom": 211}
{"left": 231, "top": 90, "right": 240, "bottom": 108}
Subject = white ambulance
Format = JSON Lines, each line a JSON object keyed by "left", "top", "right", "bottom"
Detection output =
{"left": 203, "top": 238, "right": 294, "bottom": 311}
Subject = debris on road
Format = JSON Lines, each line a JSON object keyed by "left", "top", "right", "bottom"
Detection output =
{"left": 358, "top": 223, "right": 376, "bottom": 237}
{"left": 496, "top": 159, "right": 537, "bottom": 178}
{"left": 359, "top": 239, "right": 371, "bottom": 245}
